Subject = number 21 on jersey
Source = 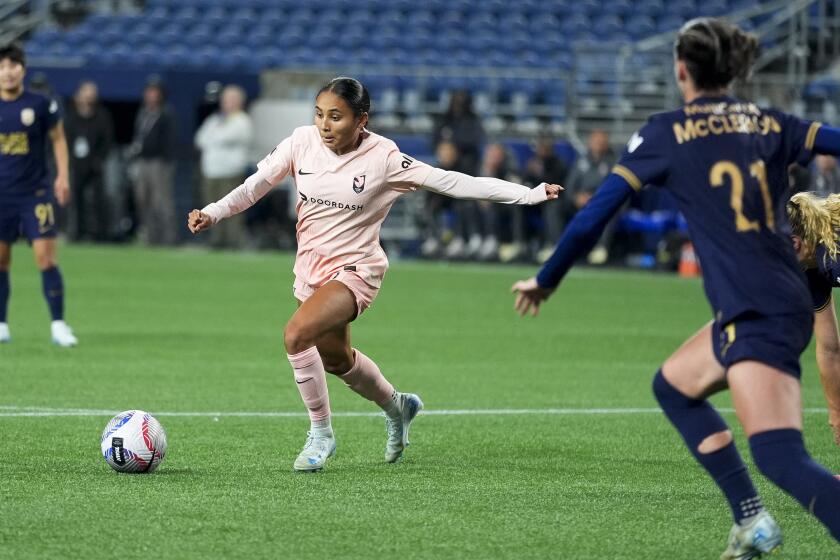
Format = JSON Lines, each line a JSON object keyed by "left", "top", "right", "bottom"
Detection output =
{"left": 709, "top": 160, "right": 775, "bottom": 232}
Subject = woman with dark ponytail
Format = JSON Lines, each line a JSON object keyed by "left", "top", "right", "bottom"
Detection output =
{"left": 512, "top": 18, "right": 840, "bottom": 556}
{"left": 187, "top": 77, "right": 561, "bottom": 473}
{"left": 788, "top": 192, "right": 840, "bottom": 444}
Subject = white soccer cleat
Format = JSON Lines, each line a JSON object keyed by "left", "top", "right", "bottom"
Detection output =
{"left": 384, "top": 393, "right": 424, "bottom": 463}
{"left": 293, "top": 430, "right": 336, "bottom": 473}
{"left": 720, "top": 510, "right": 782, "bottom": 560}
{"left": 51, "top": 320, "right": 78, "bottom": 347}
{"left": 0, "top": 322, "right": 10, "bottom": 343}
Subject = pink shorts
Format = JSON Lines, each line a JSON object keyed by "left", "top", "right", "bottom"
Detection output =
{"left": 293, "top": 267, "right": 380, "bottom": 318}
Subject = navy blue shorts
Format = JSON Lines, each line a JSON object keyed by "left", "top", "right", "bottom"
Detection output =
{"left": 712, "top": 312, "right": 813, "bottom": 379}
{"left": 0, "top": 191, "right": 58, "bottom": 243}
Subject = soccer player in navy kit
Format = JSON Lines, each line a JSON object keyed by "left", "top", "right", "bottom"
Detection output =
{"left": 788, "top": 192, "right": 840, "bottom": 444}
{"left": 0, "top": 43, "right": 77, "bottom": 346}
{"left": 512, "top": 19, "right": 840, "bottom": 557}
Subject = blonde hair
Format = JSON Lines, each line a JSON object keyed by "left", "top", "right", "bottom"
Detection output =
{"left": 787, "top": 192, "right": 840, "bottom": 260}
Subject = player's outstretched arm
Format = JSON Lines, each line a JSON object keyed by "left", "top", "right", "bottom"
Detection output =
{"left": 814, "top": 125, "right": 840, "bottom": 156}
{"left": 420, "top": 167, "right": 561, "bottom": 205}
{"left": 511, "top": 173, "right": 636, "bottom": 317}
{"left": 814, "top": 296, "right": 840, "bottom": 445}
{"left": 194, "top": 137, "right": 293, "bottom": 230}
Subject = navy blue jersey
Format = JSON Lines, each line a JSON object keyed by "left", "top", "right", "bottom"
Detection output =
{"left": 805, "top": 243, "right": 840, "bottom": 311}
{"left": 614, "top": 96, "right": 818, "bottom": 323}
{"left": 0, "top": 90, "right": 61, "bottom": 197}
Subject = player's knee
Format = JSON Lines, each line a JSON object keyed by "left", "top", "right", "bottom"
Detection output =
{"left": 697, "top": 430, "right": 732, "bottom": 454}
{"left": 35, "top": 253, "right": 56, "bottom": 270}
{"left": 283, "top": 321, "right": 314, "bottom": 355}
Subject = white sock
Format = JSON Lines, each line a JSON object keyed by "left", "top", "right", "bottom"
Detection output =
{"left": 311, "top": 418, "right": 332, "bottom": 435}
{"left": 383, "top": 391, "right": 401, "bottom": 419}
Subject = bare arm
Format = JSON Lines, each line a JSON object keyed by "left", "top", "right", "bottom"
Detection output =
{"left": 814, "top": 296, "right": 840, "bottom": 444}
{"left": 49, "top": 122, "right": 70, "bottom": 206}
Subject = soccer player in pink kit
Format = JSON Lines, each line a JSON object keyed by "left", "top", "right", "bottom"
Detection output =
{"left": 188, "top": 78, "right": 561, "bottom": 472}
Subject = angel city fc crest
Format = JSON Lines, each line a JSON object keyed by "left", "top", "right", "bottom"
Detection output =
{"left": 20, "top": 108, "right": 35, "bottom": 126}
{"left": 352, "top": 174, "right": 366, "bottom": 194}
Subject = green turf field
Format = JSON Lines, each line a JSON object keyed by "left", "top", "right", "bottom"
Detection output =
{"left": 1, "top": 244, "right": 837, "bottom": 559}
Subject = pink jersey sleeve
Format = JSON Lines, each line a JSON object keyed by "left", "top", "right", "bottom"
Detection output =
{"left": 201, "top": 136, "right": 293, "bottom": 223}
{"left": 385, "top": 150, "right": 434, "bottom": 192}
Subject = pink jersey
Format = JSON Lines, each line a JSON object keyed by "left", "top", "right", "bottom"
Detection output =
{"left": 202, "top": 125, "right": 551, "bottom": 294}
{"left": 203, "top": 125, "right": 433, "bottom": 289}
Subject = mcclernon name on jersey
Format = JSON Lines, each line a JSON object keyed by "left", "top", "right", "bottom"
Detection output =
{"left": 673, "top": 102, "right": 784, "bottom": 145}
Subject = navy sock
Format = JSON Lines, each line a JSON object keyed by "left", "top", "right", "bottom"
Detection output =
{"left": 0, "top": 270, "right": 8, "bottom": 322}
{"left": 653, "top": 370, "right": 762, "bottom": 523}
{"left": 750, "top": 429, "right": 840, "bottom": 542}
{"left": 41, "top": 267, "right": 64, "bottom": 321}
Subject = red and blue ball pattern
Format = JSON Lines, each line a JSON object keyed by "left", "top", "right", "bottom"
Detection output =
{"left": 101, "top": 410, "right": 167, "bottom": 473}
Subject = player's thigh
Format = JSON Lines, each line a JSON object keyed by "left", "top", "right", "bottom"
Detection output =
{"left": 728, "top": 360, "right": 802, "bottom": 436}
{"left": 31, "top": 237, "right": 58, "bottom": 270}
{"left": 285, "top": 280, "right": 357, "bottom": 347}
{"left": 662, "top": 321, "right": 727, "bottom": 399}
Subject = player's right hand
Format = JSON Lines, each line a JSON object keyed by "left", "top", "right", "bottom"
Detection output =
{"left": 188, "top": 209, "right": 213, "bottom": 233}
{"left": 511, "top": 276, "right": 555, "bottom": 317}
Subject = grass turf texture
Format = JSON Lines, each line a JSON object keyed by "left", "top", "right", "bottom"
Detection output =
{"left": 1, "top": 244, "right": 838, "bottom": 559}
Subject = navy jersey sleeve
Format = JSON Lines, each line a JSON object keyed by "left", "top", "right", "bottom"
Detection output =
{"left": 809, "top": 245, "right": 840, "bottom": 311}
{"left": 814, "top": 125, "right": 840, "bottom": 157}
{"left": 40, "top": 96, "right": 61, "bottom": 133}
{"left": 780, "top": 113, "right": 822, "bottom": 167}
{"left": 806, "top": 268, "right": 833, "bottom": 311}
{"left": 611, "top": 115, "right": 673, "bottom": 192}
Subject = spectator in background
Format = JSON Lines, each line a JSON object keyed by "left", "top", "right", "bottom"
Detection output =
{"left": 522, "top": 136, "right": 569, "bottom": 262}
{"left": 481, "top": 143, "right": 525, "bottom": 262}
{"left": 421, "top": 140, "right": 459, "bottom": 258}
{"left": 195, "top": 84, "right": 253, "bottom": 249}
{"left": 432, "top": 91, "right": 486, "bottom": 260}
{"left": 433, "top": 90, "right": 484, "bottom": 175}
{"left": 129, "top": 78, "right": 177, "bottom": 245}
{"left": 563, "top": 129, "right": 618, "bottom": 264}
{"left": 810, "top": 155, "right": 840, "bottom": 197}
{"left": 64, "top": 80, "right": 113, "bottom": 241}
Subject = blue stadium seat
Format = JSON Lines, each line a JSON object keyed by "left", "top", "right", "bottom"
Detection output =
{"left": 626, "top": 15, "right": 658, "bottom": 39}
{"left": 636, "top": 0, "right": 665, "bottom": 17}
{"left": 657, "top": 14, "right": 686, "bottom": 33}
{"left": 593, "top": 15, "right": 624, "bottom": 36}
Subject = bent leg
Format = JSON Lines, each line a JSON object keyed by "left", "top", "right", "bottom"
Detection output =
{"left": 730, "top": 361, "right": 840, "bottom": 541}
{"left": 655, "top": 323, "right": 762, "bottom": 524}
{"left": 312, "top": 294, "right": 397, "bottom": 409}
{"left": 285, "top": 281, "right": 357, "bottom": 428}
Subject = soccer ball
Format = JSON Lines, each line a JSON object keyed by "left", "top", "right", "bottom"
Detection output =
{"left": 100, "top": 410, "right": 167, "bottom": 473}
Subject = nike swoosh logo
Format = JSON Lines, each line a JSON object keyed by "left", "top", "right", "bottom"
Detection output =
{"left": 298, "top": 169, "right": 315, "bottom": 175}
{"left": 296, "top": 378, "right": 313, "bottom": 385}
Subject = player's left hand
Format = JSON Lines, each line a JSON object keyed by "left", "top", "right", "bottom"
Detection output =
{"left": 511, "top": 276, "right": 555, "bottom": 317}
{"left": 54, "top": 176, "right": 70, "bottom": 206}
{"left": 544, "top": 184, "right": 562, "bottom": 199}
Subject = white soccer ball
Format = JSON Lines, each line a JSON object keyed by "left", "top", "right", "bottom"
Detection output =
{"left": 100, "top": 410, "right": 167, "bottom": 473}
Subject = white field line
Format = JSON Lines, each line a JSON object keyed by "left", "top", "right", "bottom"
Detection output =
{"left": 0, "top": 406, "right": 829, "bottom": 418}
